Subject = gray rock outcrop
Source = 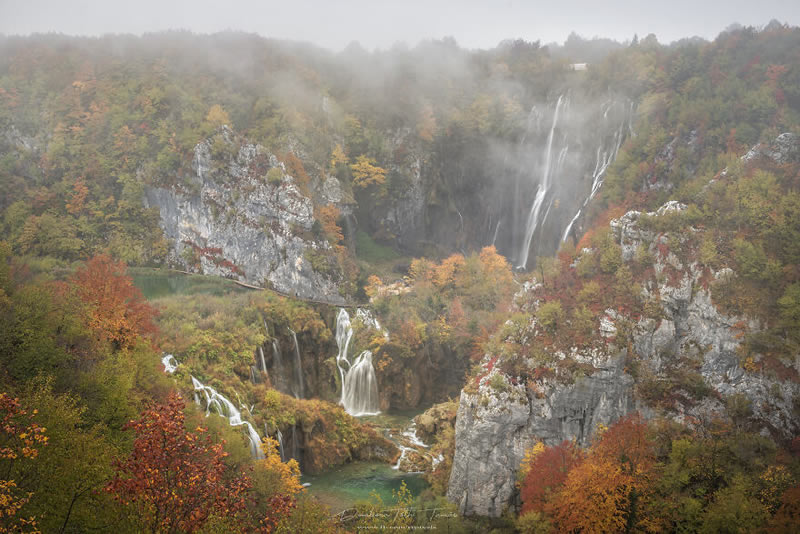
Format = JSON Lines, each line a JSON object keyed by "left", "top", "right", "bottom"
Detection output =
{"left": 447, "top": 358, "right": 634, "bottom": 517}
{"left": 448, "top": 189, "right": 800, "bottom": 517}
{"left": 144, "top": 127, "right": 346, "bottom": 304}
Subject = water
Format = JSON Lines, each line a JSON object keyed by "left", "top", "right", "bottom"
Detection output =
{"left": 276, "top": 429, "right": 285, "bottom": 461}
{"left": 335, "top": 309, "right": 380, "bottom": 416}
{"left": 271, "top": 339, "right": 288, "bottom": 394}
{"left": 517, "top": 94, "right": 566, "bottom": 269}
{"left": 561, "top": 100, "right": 629, "bottom": 243}
{"left": 288, "top": 328, "right": 305, "bottom": 399}
{"left": 342, "top": 351, "right": 380, "bottom": 417}
{"left": 131, "top": 269, "right": 246, "bottom": 300}
{"left": 161, "top": 354, "right": 178, "bottom": 374}
{"left": 191, "top": 376, "right": 265, "bottom": 459}
{"left": 392, "top": 420, "right": 429, "bottom": 471}
{"left": 302, "top": 462, "right": 428, "bottom": 513}
{"left": 258, "top": 345, "right": 267, "bottom": 373}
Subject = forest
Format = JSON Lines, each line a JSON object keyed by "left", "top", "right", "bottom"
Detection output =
{"left": 1, "top": 20, "right": 800, "bottom": 533}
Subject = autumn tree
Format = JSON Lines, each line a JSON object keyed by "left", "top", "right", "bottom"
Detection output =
{"left": 547, "top": 413, "right": 658, "bottom": 533}
{"left": 0, "top": 393, "right": 47, "bottom": 534}
{"left": 350, "top": 156, "right": 386, "bottom": 191}
{"left": 105, "top": 394, "right": 251, "bottom": 533}
{"left": 69, "top": 254, "right": 157, "bottom": 351}
{"left": 520, "top": 440, "right": 583, "bottom": 515}
{"left": 206, "top": 104, "right": 231, "bottom": 129}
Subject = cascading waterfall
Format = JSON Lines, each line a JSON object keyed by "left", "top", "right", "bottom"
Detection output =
{"left": 276, "top": 428, "right": 285, "bottom": 462}
{"left": 392, "top": 420, "right": 429, "bottom": 472}
{"left": 271, "top": 339, "right": 288, "bottom": 393}
{"left": 517, "top": 95, "right": 566, "bottom": 270}
{"left": 258, "top": 345, "right": 267, "bottom": 373}
{"left": 288, "top": 328, "right": 305, "bottom": 399}
{"left": 335, "top": 308, "right": 380, "bottom": 416}
{"left": 191, "top": 376, "right": 265, "bottom": 459}
{"left": 161, "top": 354, "right": 178, "bottom": 374}
{"left": 561, "top": 100, "right": 630, "bottom": 243}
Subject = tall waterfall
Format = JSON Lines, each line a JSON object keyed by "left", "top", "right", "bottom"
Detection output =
{"left": 258, "top": 345, "right": 267, "bottom": 373}
{"left": 490, "top": 94, "right": 633, "bottom": 268}
{"left": 561, "top": 100, "right": 630, "bottom": 243}
{"left": 288, "top": 328, "right": 305, "bottom": 399}
{"left": 191, "top": 376, "right": 264, "bottom": 459}
{"left": 335, "top": 308, "right": 380, "bottom": 416}
{"left": 271, "top": 339, "right": 289, "bottom": 394}
{"left": 517, "top": 95, "right": 567, "bottom": 270}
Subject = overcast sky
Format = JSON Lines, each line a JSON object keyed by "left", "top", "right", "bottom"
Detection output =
{"left": 1, "top": 0, "right": 799, "bottom": 50}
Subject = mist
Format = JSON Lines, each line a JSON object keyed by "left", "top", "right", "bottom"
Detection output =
{"left": 2, "top": 0, "right": 800, "bottom": 51}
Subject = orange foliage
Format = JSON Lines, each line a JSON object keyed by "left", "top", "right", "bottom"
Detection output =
{"left": 69, "top": 254, "right": 157, "bottom": 350}
{"left": 520, "top": 440, "right": 584, "bottom": 515}
{"left": 316, "top": 204, "right": 343, "bottom": 245}
{"left": 0, "top": 393, "right": 48, "bottom": 533}
{"left": 279, "top": 152, "right": 310, "bottom": 191}
{"left": 767, "top": 484, "right": 800, "bottom": 533}
{"left": 416, "top": 103, "right": 437, "bottom": 142}
{"left": 433, "top": 254, "right": 465, "bottom": 288}
{"left": 365, "top": 275, "right": 382, "bottom": 299}
{"left": 548, "top": 455, "right": 632, "bottom": 533}
{"left": 547, "top": 413, "right": 657, "bottom": 533}
{"left": 65, "top": 177, "right": 88, "bottom": 215}
{"left": 106, "top": 394, "right": 258, "bottom": 533}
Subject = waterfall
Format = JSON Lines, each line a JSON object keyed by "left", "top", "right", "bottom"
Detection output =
{"left": 258, "top": 345, "right": 267, "bottom": 373}
{"left": 289, "top": 424, "right": 299, "bottom": 465}
{"left": 288, "top": 328, "right": 304, "bottom": 399}
{"left": 392, "top": 421, "right": 428, "bottom": 472}
{"left": 250, "top": 365, "right": 258, "bottom": 384}
{"left": 191, "top": 376, "right": 264, "bottom": 459}
{"left": 161, "top": 354, "right": 178, "bottom": 374}
{"left": 335, "top": 308, "right": 380, "bottom": 416}
{"left": 342, "top": 351, "right": 380, "bottom": 417}
{"left": 276, "top": 428, "right": 285, "bottom": 462}
{"left": 271, "top": 339, "right": 288, "bottom": 393}
{"left": 517, "top": 95, "right": 565, "bottom": 270}
{"left": 561, "top": 101, "right": 629, "bottom": 243}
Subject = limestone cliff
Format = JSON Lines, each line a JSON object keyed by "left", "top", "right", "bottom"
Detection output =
{"left": 447, "top": 134, "right": 800, "bottom": 517}
{"left": 144, "top": 127, "right": 346, "bottom": 304}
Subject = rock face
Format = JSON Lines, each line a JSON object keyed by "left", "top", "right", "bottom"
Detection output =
{"left": 447, "top": 356, "right": 635, "bottom": 517}
{"left": 448, "top": 143, "right": 800, "bottom": 516}
{"left": 144, "top": 127, "right": 346, "bottom": 304}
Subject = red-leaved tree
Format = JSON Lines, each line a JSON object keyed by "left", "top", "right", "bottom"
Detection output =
{"left": 105, "top": 394, "right": 250, "bottom": 533}
{"left": 547, "top": 413, "right": 658, "bottom": 533}
{"left": 69, "top": 254, "right": 157, "bottom": 350}
{"left": 520, "top": 440, "right": 584, "bottom": 515}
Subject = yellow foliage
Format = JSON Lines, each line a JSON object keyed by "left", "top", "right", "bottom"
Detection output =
{"left": 433, "top": 254, "right": 465, "bottom": 288}
{"left": 330, "top": 144, "right": 348, "bottom": 168}
{"left": 365, "top": 275, "right": 382, "bottom": 298}
{"left": 408, "top": 258, "right": 435, "bottom": 284}
{"left": 205, "top": 104, "right": 230, "bottom": 128}
{"left": 518, "top": 441, "right": 546, "bottom": 486}
{"left": 350, "top": 156, "right": 386, "bottom": 190}
{"left": 259, "top": 437, "right": 303, "bottom": 497}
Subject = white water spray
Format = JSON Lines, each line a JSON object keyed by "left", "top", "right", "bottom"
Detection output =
{"left": 191, "top": 376, "right": 264, "bottom": 459}
{"left": 335, "top": 308, "right": 380, "bottom": 416}
{"left": 561, "top": 101, "right": 630, "bottom": 243}
{"left": 161, "top": 354, "right": 178, "bottom": 374}
{"left": 517, "top": 95, "right": 565, "bottom": 269}
{"left": 288, "top": 328, "right": 305, "bottom": 399}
